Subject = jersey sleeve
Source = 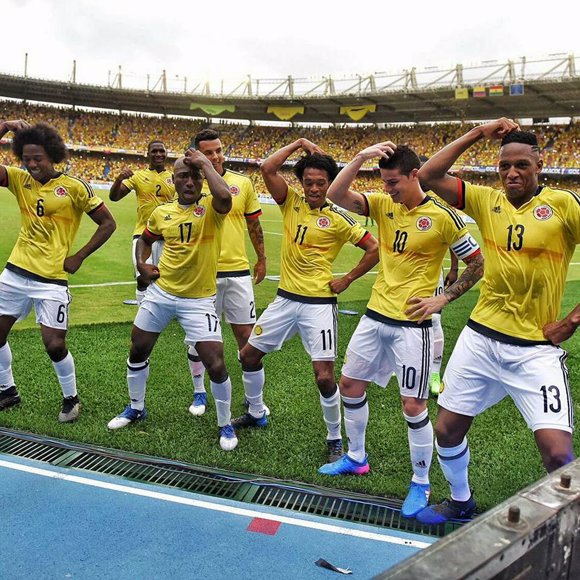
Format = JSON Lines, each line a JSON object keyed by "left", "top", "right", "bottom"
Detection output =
{"left": 121, "top": 172, "right": 138, "bottom": 191}
{"left": 5, "top": 166, "right": 25, "bottom": 198}
{"left": 364, "top": 192, "right": 379, "bottom": 219}
{"left": 455, "top": 179, "right": 493, "bottom": 222}
{"left": 561, "top": 189, "right": 580, "bottom": 245}
{"left": 279, "top": 185, "right": 300, "bottom": 215}
{"left": 441, "top": 208, "right": 481, "bottom": 260}
{"left": 243, "top": 179, "right": 262, "bottom": 219}
{"left": 145, "top": 206, "right": 163, "bottom": 238}
{"left": 70, "top": 179, "right": 104, "bottom": 214}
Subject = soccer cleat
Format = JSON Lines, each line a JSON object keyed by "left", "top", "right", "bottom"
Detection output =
{"left": 401, "top": 482, "right": 431, "bottom": 518}
{"left": 326, "top": 439, "right": 343, "bottom": 463}
{"left": 416, "top": 495, "right": 476, "bottom": 525}
{"left": 58, "top": 395, "right": 80, "bottom": 423}
{"left": 231, "top": 410, "right": 268, "bottom": 429}
{"left": 0, "top": 386, "right": 21, "bottom": 410}
{"left": 188, "top": 392, "right": 207, "bottom": 417}
{"left": 107, "top": 405, "right": 148, "bottom": 430}
{"left": 318, "top": 453, "right": 370, "bottom": 476}
{"left": 218, "top": 424, "right": 238, "bottom": 451}
{"left": 429, "top": 372, "right": 442, "bottom": 395}
{"left": 243, "top": 397, "right": 271, "bottom": 416}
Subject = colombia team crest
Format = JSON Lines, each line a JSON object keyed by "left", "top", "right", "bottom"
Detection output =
{"left": 416, "top": 216, "right": 432, "bottom": 231}
{"left": 193, "top": 205, "right": 206, "bottom": 217}
{"left": 54, "top": 185, "right": 68, "bottom": 198}
{"left": 229, "top": 185, "right": 240, "bottom": 196}
{"left": 165, "top": 177, "right": 172, "bottom": 185}
{"left": 317, "top": 216, "right": 331, "bottom": 228}
{"left": 533, "top": 205, "right": 553, "bottom": 221}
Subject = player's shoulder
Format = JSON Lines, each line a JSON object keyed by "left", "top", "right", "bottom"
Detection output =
{"left": 225, "top": 169, "right": 252, "bottom": 185}
{"left": 58, "top": 173, "right": 95, "bottom": 196}
{"left": 427, "top": 195, "right": 466, "bottom": 229}
{"left": 326, "top": 201, "right": 360, "bottom": 227}
{"left": 540, "top": 186, "right": 580, "bottom": 208}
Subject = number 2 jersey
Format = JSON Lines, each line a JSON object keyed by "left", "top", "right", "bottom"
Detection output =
{"left": 4, "top": 166, "right": 104, "bottom": 284}
{"left": 144, "top": 195, "right": 226, "bottom": 298}
{"left": 366, "top": 192, "right": 480, "bottom": 325}
{"left": 455, "top": 181, "right": 580, "bottom": 344}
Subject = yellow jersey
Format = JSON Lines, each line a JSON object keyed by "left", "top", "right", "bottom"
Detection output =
{"left": 5, "top": 167, "right": 104, "bottom": 284}
{"left": 366, "top": 192, "right": 479, "bottom": 326}
{"left": 144, "top": 196, "right": 226, "bottom": 298}
{"left": 456, "top": 180, "right": 580, "bottom": 344}
{"left": 122, "top": 168, "right": 175, "bottom": 236}
{"left": 201, "top": 169, "right": 262, "bottom": 275}
{"left": 277, "top": 186, "right": 369, "bottom": 302}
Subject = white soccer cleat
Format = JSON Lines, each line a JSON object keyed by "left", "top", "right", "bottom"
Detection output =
{"left": 188, "top": 392, "right": 207, "bottom": 416}
{"left": 219, "top": 424, "right": 238, "bottom": 451}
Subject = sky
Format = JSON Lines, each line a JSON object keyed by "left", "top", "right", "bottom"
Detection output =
{"left": 3, "top": 0, "right": 580, "bottom": 94}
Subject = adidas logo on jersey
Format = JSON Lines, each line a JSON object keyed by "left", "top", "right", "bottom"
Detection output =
{"left": 24, "top": 184, "right": 32, "bottom": 189}
{"left": 492, "top": 206, "right": 502, "bottom": 213}
{"left": 386, "top": 212, "right": 394, "bottom": 219}
{"left": 164, "top": 214, "right": 172, "bottom": 221}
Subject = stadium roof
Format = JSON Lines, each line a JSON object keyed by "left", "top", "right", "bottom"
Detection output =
{"left": 1, "top": 55, "right": 579, "bottom": 124}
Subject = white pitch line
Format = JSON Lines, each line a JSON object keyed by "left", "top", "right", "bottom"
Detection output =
{"left": 0, "top": 459, "right": 431, "bottom": 549}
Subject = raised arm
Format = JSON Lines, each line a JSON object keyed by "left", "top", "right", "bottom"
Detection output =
{"left": 329, "top": 234, "right": 379, "bottom": 294}
{"left": 63, "top": 205, "right": 116, "bottom": 274}
{"left": 418, "top": 118, "right": 519, "bottom": 206}
{"left": 260, "top": 138, "right": 323, "bottom": 204}
{"left": 543, "top": 304, "right": 580, "bottom": 345}
{"left": 0, "top": 120, "right": 30, "bottom": 186}
{"left": 327, "top": 142, "right": 395, "bottom": 214}
{"left": 185, "top": 149, "right": 231, "bottom": 214}
{"left": 109, "top": 168, "right": 133, "bottom": 201}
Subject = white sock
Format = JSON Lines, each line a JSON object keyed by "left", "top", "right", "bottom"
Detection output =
{"left": 404, "top": 409, "right": 433, "bottom": 485}
{"left": 52, "top": 352, "right": 77, "bottom": 398}
{"left": 320, "top": 385, "right": 342, "bottom": 440}
{"left": 127, "top": 358, "right": 149, "bottom": 411}
{"left": 211, "top": 377, "right": 232, "bottom": 427}
{"left": 436, "top": 438, "right": 471, "bottom": 502}
{"left": 0, "top": 343, "right": 15, "bottom": 387}
{"left": 343, "top": 394, "right": 369, "bottom": 462}
{"left": 136, "top": 288, "right": 146, "bottom": 306}
{"left": 188, "top": 346, "right": 206, "bottom": 393}
{"left": 242, "top": 367, "right": 266, "bottom": 417}
{"left": 432, "top": 314, "right": 443, "bottom": 374}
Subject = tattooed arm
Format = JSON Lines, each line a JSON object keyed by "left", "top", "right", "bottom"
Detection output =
{"left": 246, "top": 216, "right": 266, "bottom": 284}
{"left": 405, "top": 251, "right": 484, "bottom": 324}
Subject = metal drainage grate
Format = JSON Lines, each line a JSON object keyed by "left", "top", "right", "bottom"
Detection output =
{"left": 0, "top": 428, "right": 460, "bottom": 537}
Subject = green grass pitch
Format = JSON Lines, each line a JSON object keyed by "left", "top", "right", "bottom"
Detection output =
{"left": 0, "top": 185, "right": 578, "bottom": 511}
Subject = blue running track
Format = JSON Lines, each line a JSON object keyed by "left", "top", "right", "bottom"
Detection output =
{"left": 0, "top": 454, "right": 436, "bottom": 579}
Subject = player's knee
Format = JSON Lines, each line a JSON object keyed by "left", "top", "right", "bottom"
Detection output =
{"left": 543, "top": 450, "right": 574, "bottom": 473}
{"left": 434, "top": 421, "right": 463, "bottom": 447}
{"left": 44, "top": 340, "right": 67, "bottom": 362}
{"left": 240, "top": 346, "right": 262, "bottom": 370}
{"left": 401, "top": 397, "right": 427, "bottom": 417}
{"left": 206, "top": 360, "right": 227, "bottom": 383}
{"left": 314, "top": 373, "right": 335, "bottom": 395}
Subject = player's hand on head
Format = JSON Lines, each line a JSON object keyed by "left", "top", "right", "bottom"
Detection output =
{"left": 3, "top": 119, "right": 30, "bottom": 133}
{"left": 359, "top": 141, "right": 396, "bottom": 161}
{"left": 299, "top": 139, "right": 324, "bottom": 155}
{"left": 481, "top": 118, "right": 520, "bottom": 140}
{"left": 184, "top": 149, "right": 208, "bottom": 168}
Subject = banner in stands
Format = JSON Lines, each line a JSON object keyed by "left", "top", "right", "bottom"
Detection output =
{"left": 189, "top": 103, "right": 236, "bottom": 116}
{"left": 267, "top": 106, "right": 305, "bottom": 121}
{"left": 339, "top": 105, "right": 376, "bottom": 121}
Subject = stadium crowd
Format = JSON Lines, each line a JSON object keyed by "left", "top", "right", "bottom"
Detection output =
{"left": 1, "top": 101, "right": 580, "bottom": 191}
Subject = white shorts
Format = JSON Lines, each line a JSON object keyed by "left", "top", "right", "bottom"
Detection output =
{"left": 132, "top": 237, "right": 164, "bottom": 278}
{"left": 216, "top": 275, "right": 256, "bottom": 325}
{"left": 342, "top": 314, "right": 433, "bottom": 399}
{"left": 440, "top": 326, "right": 573, "bottom": 433}
{"left": 0, "top": 269, "right": 71, "bottom": 330}
{"left": 134, "top": 283, "right": 222, "bottom": 346}
{"left": 248, "top": 295, "right": 337, "bottom": 361}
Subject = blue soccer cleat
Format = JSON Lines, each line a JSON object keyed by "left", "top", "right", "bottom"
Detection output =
{"left": 231, "top": 410, "right": 268, "bottom": 429}
{"left": 189, "top": 392, "right": 207, "bottom": 416}
{"left": 401, "top": 482, "right": 431, "bottom": 518}
{"left": 107, "top": 405, "right": 147, "bottom": 430}
{"left": 218, "top": 424, "right": 238, "bottom": 451}
{"left": 416, "top": 495, "right": 476, "bottom": 525}
{"left": 318, "top": 453, "right": 370, "bottom": 476}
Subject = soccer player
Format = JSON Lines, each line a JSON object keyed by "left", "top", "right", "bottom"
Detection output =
{"left": 185, "top": 129, "right": 266, "bottom": 417}
{"left": 232, "top": 138, "right": 379, "bottom": 464}
{"left": 318, "top": 143, "right": 483, "bottom": 520}
{"left": 0, "top": 120, "right": 116, "bottom": 422}
{"left": 109, "top": 140, "right": 175, "bottom": 305}
{"left": 107, "top": 151, "right": 239, "bottom": 451}
{"left": 415, "top": 118, "right": 580, "bottom": 524}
